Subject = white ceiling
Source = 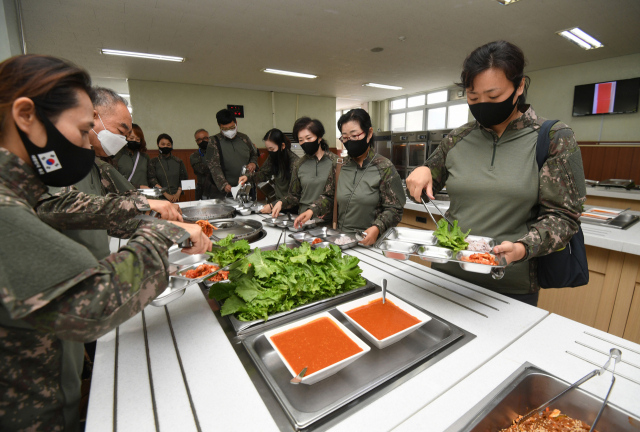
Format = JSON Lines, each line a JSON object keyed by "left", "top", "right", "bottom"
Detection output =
{"left": 21, "top": 0, "right": 640, "bottom": 103}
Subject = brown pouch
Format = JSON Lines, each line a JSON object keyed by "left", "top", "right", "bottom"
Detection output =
{"left": 332, "top": 157, "right": 344, "bottom": 230}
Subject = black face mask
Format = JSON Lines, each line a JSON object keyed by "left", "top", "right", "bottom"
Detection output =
{"left": 301, "top": 139, "right": 320, "bottom": 156}
{"left": 159, "top": 147, "right": 173, "bottom": 155}
{"left": 198, "top": 140, "right": 209, "bottom": 150}
{"left": 469, "top": 87, "right": 518, "bottom": 128}
{"left": 127, "top": 140, "right": 141, "bottom": 151}
{"left": 16, "top": 110, "right": 95, "bottom": 187}
{"left": 344, "top": 134, "right": 371, "bottom": 159}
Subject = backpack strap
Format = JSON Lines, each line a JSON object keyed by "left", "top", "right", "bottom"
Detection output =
{"left": 536, "top": 120, "right": 559, "bottom": 171}
{"left": 332, "top": 157, "right": 344, "bottom": 230}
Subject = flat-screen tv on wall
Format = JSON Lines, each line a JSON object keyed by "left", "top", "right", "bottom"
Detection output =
{"left": 572, "top": 77, "right": 640, "bottom": 116}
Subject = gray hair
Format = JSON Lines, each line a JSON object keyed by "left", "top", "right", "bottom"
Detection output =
{"left": 194, "top": 128, "right": 209, "bottom": 137}
{"left": 92, "top": 86, "right": 128, "bottom": 111}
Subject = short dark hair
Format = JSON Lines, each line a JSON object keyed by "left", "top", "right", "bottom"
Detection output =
{"left": 292, "top": 117, "right": 329, "bottom": 151}
{"left": 338, "top": 108, "right": 372, "bottom": 136}
{"left": 132, "top": 123, "right": 147, "bottom": 153}
{"left": 216, "top": 109, "right": 236, "bottom": 125}
{"left": 458, "top": 40, "right": 530, "bottom": 105}
{"left": 157, "top": 133, "right": 173, "bottom": 145}
{"left": 194, "top": 128, "right": 208, "bottom": 137}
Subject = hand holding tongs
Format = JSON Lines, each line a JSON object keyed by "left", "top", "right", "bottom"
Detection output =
{"left": 420, "top": 193, "right": 454, "bottom": 228}
{"left": 515, "top": 348, "right": 622, "bottom": 431}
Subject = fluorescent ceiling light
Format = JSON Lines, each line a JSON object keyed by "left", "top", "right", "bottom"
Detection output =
{"left": 364, "top": 83, "right": 403, "bottom": 90}
{"left": 557, "top": 28, "right": 603, "bottom": 50}
{"left": 101, "top": 49, "right": 185, "bottom": 62}
{"left": 263, "top": 68, "right": 317, "bottom": 79}
{"left": 118, "top": 93, "right": 130, "bottom": 98}
{"left": 496, "top": 0, "right": 522, "bottom": 4}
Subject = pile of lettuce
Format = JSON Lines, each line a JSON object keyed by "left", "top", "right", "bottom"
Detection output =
{"left": 209, "top": 242, "right": 366, "bottom": 321}
{"left": 206, "top": 234, "right": 251, "bottom": 267}
{"left": 434, "top": 219, "right": 470, "bottom": 253}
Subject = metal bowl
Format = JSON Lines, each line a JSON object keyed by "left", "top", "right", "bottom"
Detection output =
{"left": 181, "top": 204, "right": 236, "bottom": 222}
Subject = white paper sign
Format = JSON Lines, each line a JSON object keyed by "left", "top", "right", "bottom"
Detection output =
{"left": 181, "top": 180, "right": 196, "bottom": 190}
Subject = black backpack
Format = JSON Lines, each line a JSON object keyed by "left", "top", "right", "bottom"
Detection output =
{"left": 535, "top": 120, "right": 589, "bottom": 288}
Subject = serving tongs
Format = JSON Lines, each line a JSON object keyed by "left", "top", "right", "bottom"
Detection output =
{"left": 420, "top": 193, "right": 454, "bottom": 228}
{"left": 515, "top": 348, "right": 622, "bottom": 431}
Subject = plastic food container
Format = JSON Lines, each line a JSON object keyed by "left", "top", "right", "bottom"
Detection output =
{"left": 336, "top": 292, "right": 431, "bottom": 349}
{"left": 264, "top": 312, "right": 370, "bottom": 385}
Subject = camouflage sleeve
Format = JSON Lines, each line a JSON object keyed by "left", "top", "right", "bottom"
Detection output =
{"left": 372, "top": 162, "right": 406, "bottom": 234}
{"left": 279, "top": 157, "right": 305, "bottom": 209}
{"left": 309, "top": 161, "right": 337, "bottom": 218}
{"left": 20, "top": 220, "right": 189, "bottom": 342}
{"left": 147, "top": 158, "right": 159, "bottom": 188}
{"left": 249, "top": 155, "right": 272, "bottom": 184}
{"left": 190, "top": 152, "right": 208, "bottom": 176}
{"left": 204, "top": 137, "right": 230, "bottom": 192}
{"left": 98, "top": 160, "right": 136, "bottom": 195}
{"left": 179, "top": 159, "right": 188, "bottom": 182}
{"left": 425, "top": 136, "right": 452, "bottom": 194}
{"left": 37, "top": 187, "right": 150, "bottom": 236}
{"left": 518, "top": 125, "right": 586, "bottom": 259}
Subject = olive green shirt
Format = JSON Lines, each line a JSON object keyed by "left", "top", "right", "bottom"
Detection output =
{"left": 280, "top": 151, "right": 337, "bottom": 214}
{"left": 113, "top": 148, "right": 151, "bottom": 188}
{"left": 148, "top": 154, "right": 188, "bottom": 195}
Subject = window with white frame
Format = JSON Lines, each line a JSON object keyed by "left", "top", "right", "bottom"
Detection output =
{"left": 389, "top": 90, "right": 470, "bottom": 132}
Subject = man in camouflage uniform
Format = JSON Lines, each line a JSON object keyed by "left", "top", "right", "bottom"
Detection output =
{"left": 306, "top": 148, "right": 406, "bottom": 242}
{"left": 37, "top": 88, "right": 181, "bottom": 260}
{"left": 205, "top": 109, "right": 258, "bottom": 195}
{"left": 190, "top": 128, "right": 223, "bottom": 200}
{"left": 0, "top": 145, "right": 192, "bottom": 431}
{"left": 409, "top": 106, "right": 586, "bottom": 294}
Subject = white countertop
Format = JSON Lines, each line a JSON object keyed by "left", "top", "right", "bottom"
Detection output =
{"left": 91, "top": 205, "right": 550, "bottom": 432}
{"left": 403, "top": 198, "right": 640, "bottom": 256}
{"left": 394, "top": 313, "right": 640, "bottom": 431}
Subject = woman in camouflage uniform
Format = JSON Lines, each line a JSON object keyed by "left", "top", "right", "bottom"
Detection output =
{"left": 0, "top": 55, "right": 211, "bottom": 431}
{"left": 406, "top": 41, "right": 587, "bottom": 306}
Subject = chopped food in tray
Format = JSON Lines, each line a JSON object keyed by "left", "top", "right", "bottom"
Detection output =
{"left": 195, "top": 219, "right": 216, "bottom": 237}
{"left": 183, "top": 263, "right": 219, "bottom": 279}
{"left": 209, "top": 242, "right": 366, "bottom": 321}
{"left": 346, "top": 298, "right": 420, "bottom": 340}
{"left": 208, "top": 270, "right": 229, "bottom": 282}
{"left": 333, "top": 235, "right": 356, "bottom": 245}
{"left": 311, "top": 238, "right": 323, "bottom": 245}
{"left": 500, "top": 407, "right": 597, "bottom": 432}
{"left": 434, "top": 219, "right": 470, "bottom": 253}
{"left": 466, "top": 238, "right": 492, "bottom": 253}
{"left": 460, "top": 252, "right": 498, "bottom": 266}
{"left": 205, "top": 234, "right": 251, "bottom": 267}
{"left": 270, "top": 317, "right": 363, "bottom": 376}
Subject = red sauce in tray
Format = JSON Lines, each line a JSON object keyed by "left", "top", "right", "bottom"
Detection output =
{"left": 346, "top": 299, "right": 420, "bottom": 340}
{"left": 270, "top": 317, "right": 362, "bottom": 376}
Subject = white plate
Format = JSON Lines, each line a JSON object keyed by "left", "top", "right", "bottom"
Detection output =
{"left": 336, "top": 293, "right": 431, "bottom": 349}
{"left": 264, "top": 312, "right": 370, "bottom": 385}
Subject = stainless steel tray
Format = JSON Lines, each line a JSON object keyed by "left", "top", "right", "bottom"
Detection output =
{"left": 446, "top": 362, "right": 640, "bottom": 432}
{"left": 151, "top": 277, "right": 192, "bottom": 307}
{"left": 208, "top": 219, "right": 264, "bottom": 243}
{"left": 325, "top": 233, "right": 359, "bottom": 250}
{"left": 137, "top": 187, "right": 167, "bottom": 198}
{"left": 243, "top": 291, "right": 467, "bottom": 430}
{"left": 581, "top": 212, "right": 640, "bottom": 230}
{"left": 307, "top": 227, "right": 341, "bottom": 238}
{"left": 181, "top": 204, "right": 236, "bottom": 222}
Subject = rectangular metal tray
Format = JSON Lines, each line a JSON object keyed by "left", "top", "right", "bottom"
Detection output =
{"left": 446, "top": 362, "right": 640, "bottom": 432}
{"left": 307, "top": 227, "right": 341, "bottom": 238}
{"left": 581, "top": 212, "right": 640, "bottom": 230}
{"left": 325, "top": 233, "right": 359, "bottom": 250}
{"left": 243, "top": 291, "right": 467, "bottom": 430}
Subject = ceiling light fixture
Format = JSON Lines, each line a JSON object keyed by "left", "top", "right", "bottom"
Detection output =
{"left": 364, "top": 83, "right": 403, "bottom": 90}
{"left": 496, "top": 0, "right": 522, "bottom": 4}
{"left": 100, "top": 49, "right": 185, "bottom": 62}
{"left": 263, "top": 68, "right": 317, "bottom": 79}
{"left": 557, "top": 28, "right": 603, "bottom": 50}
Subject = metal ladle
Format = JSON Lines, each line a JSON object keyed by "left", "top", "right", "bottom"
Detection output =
{"left": 382, "top": 278, "right": 387, "bottom": 304}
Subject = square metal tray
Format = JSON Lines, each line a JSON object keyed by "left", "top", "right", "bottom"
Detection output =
{"left": 243, "top": 291, "right": 467, "bottom": 430}
{"left": 325, "top": 234, "right": 359, "bottom": 250}
{"left": 446, "top": 362, "right": 640, "bottom": 432}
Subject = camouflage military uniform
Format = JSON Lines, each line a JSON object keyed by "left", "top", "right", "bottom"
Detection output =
{"left": 425, "top": 106, "right": 586, "bottom": 294}
{"left": 37, "top": 157, "right": 148, "bottom": 260}
{"left": 190, "top": 148, "right": 222, "bottom": 200}
{"left": 309, "top": 149, "right": 406, "bottom": 233}
{"left": 148, "top": 153, "right": 188, "bottom": 196}
{"left": 247, "top": 149, "right": 299, "bottom": 200}
{"left": 0, "top": 147, "right": 188, "bottom": 432}
{"left": 204, "top": 132, "right": 259, "bottom": 191}
{"left": 280, "top": 150, "right": 337, "bottom": 214}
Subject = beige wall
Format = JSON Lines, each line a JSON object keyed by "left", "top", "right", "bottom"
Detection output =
{"left": 526, "top": 53, "right": 640, "bottom": 142}
{"left": 128, "top": 80, "right": 336, "bottom": 150}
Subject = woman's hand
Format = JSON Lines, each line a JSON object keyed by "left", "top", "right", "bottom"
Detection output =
{"left": 238, "top": 176, "right": 248, "bottom": 185}
{"left": 169, "top": 221, "right": 213, "bottom": 254}
{"left": 139, "top": 185, "right": 150, "bottom": 189}
{"left": 260, "top": 204, "right": 272, "bottom": 214}
{"left": 162, "top": 192, "right": 173, "bottom": 201}
{"left": 148, "top": 199, "right": 183, "bottom": 221}
{"left": 155, "top": 184, "right": 162, "bottom": 189}
{"left": 406, "top": 166, "right": 433, "bottom": 202}
{"left": 271, "top": 201, "right": 283, "bottom": 218}
{"left": 358, "top": 226, "right": 379, "bottom": 246}
{"left": 246, "top": 163, "right": 257, "bottom": 173}
{"left": 493, "top": 241, "right": 526, "bottom": 265}
{"left": 294, "top": 210, "right": 314, "bottom": 229}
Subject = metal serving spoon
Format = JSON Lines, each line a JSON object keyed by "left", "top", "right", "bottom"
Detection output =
{"left": 382, "top": 278, "right": 387, "bottom": 304}
{"left": 290, "top": 367, "right": 308, "bottom": 385}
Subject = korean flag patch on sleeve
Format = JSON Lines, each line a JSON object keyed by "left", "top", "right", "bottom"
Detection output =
{"left": 38, "top": 151, "right": 62, "bottom": 173}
